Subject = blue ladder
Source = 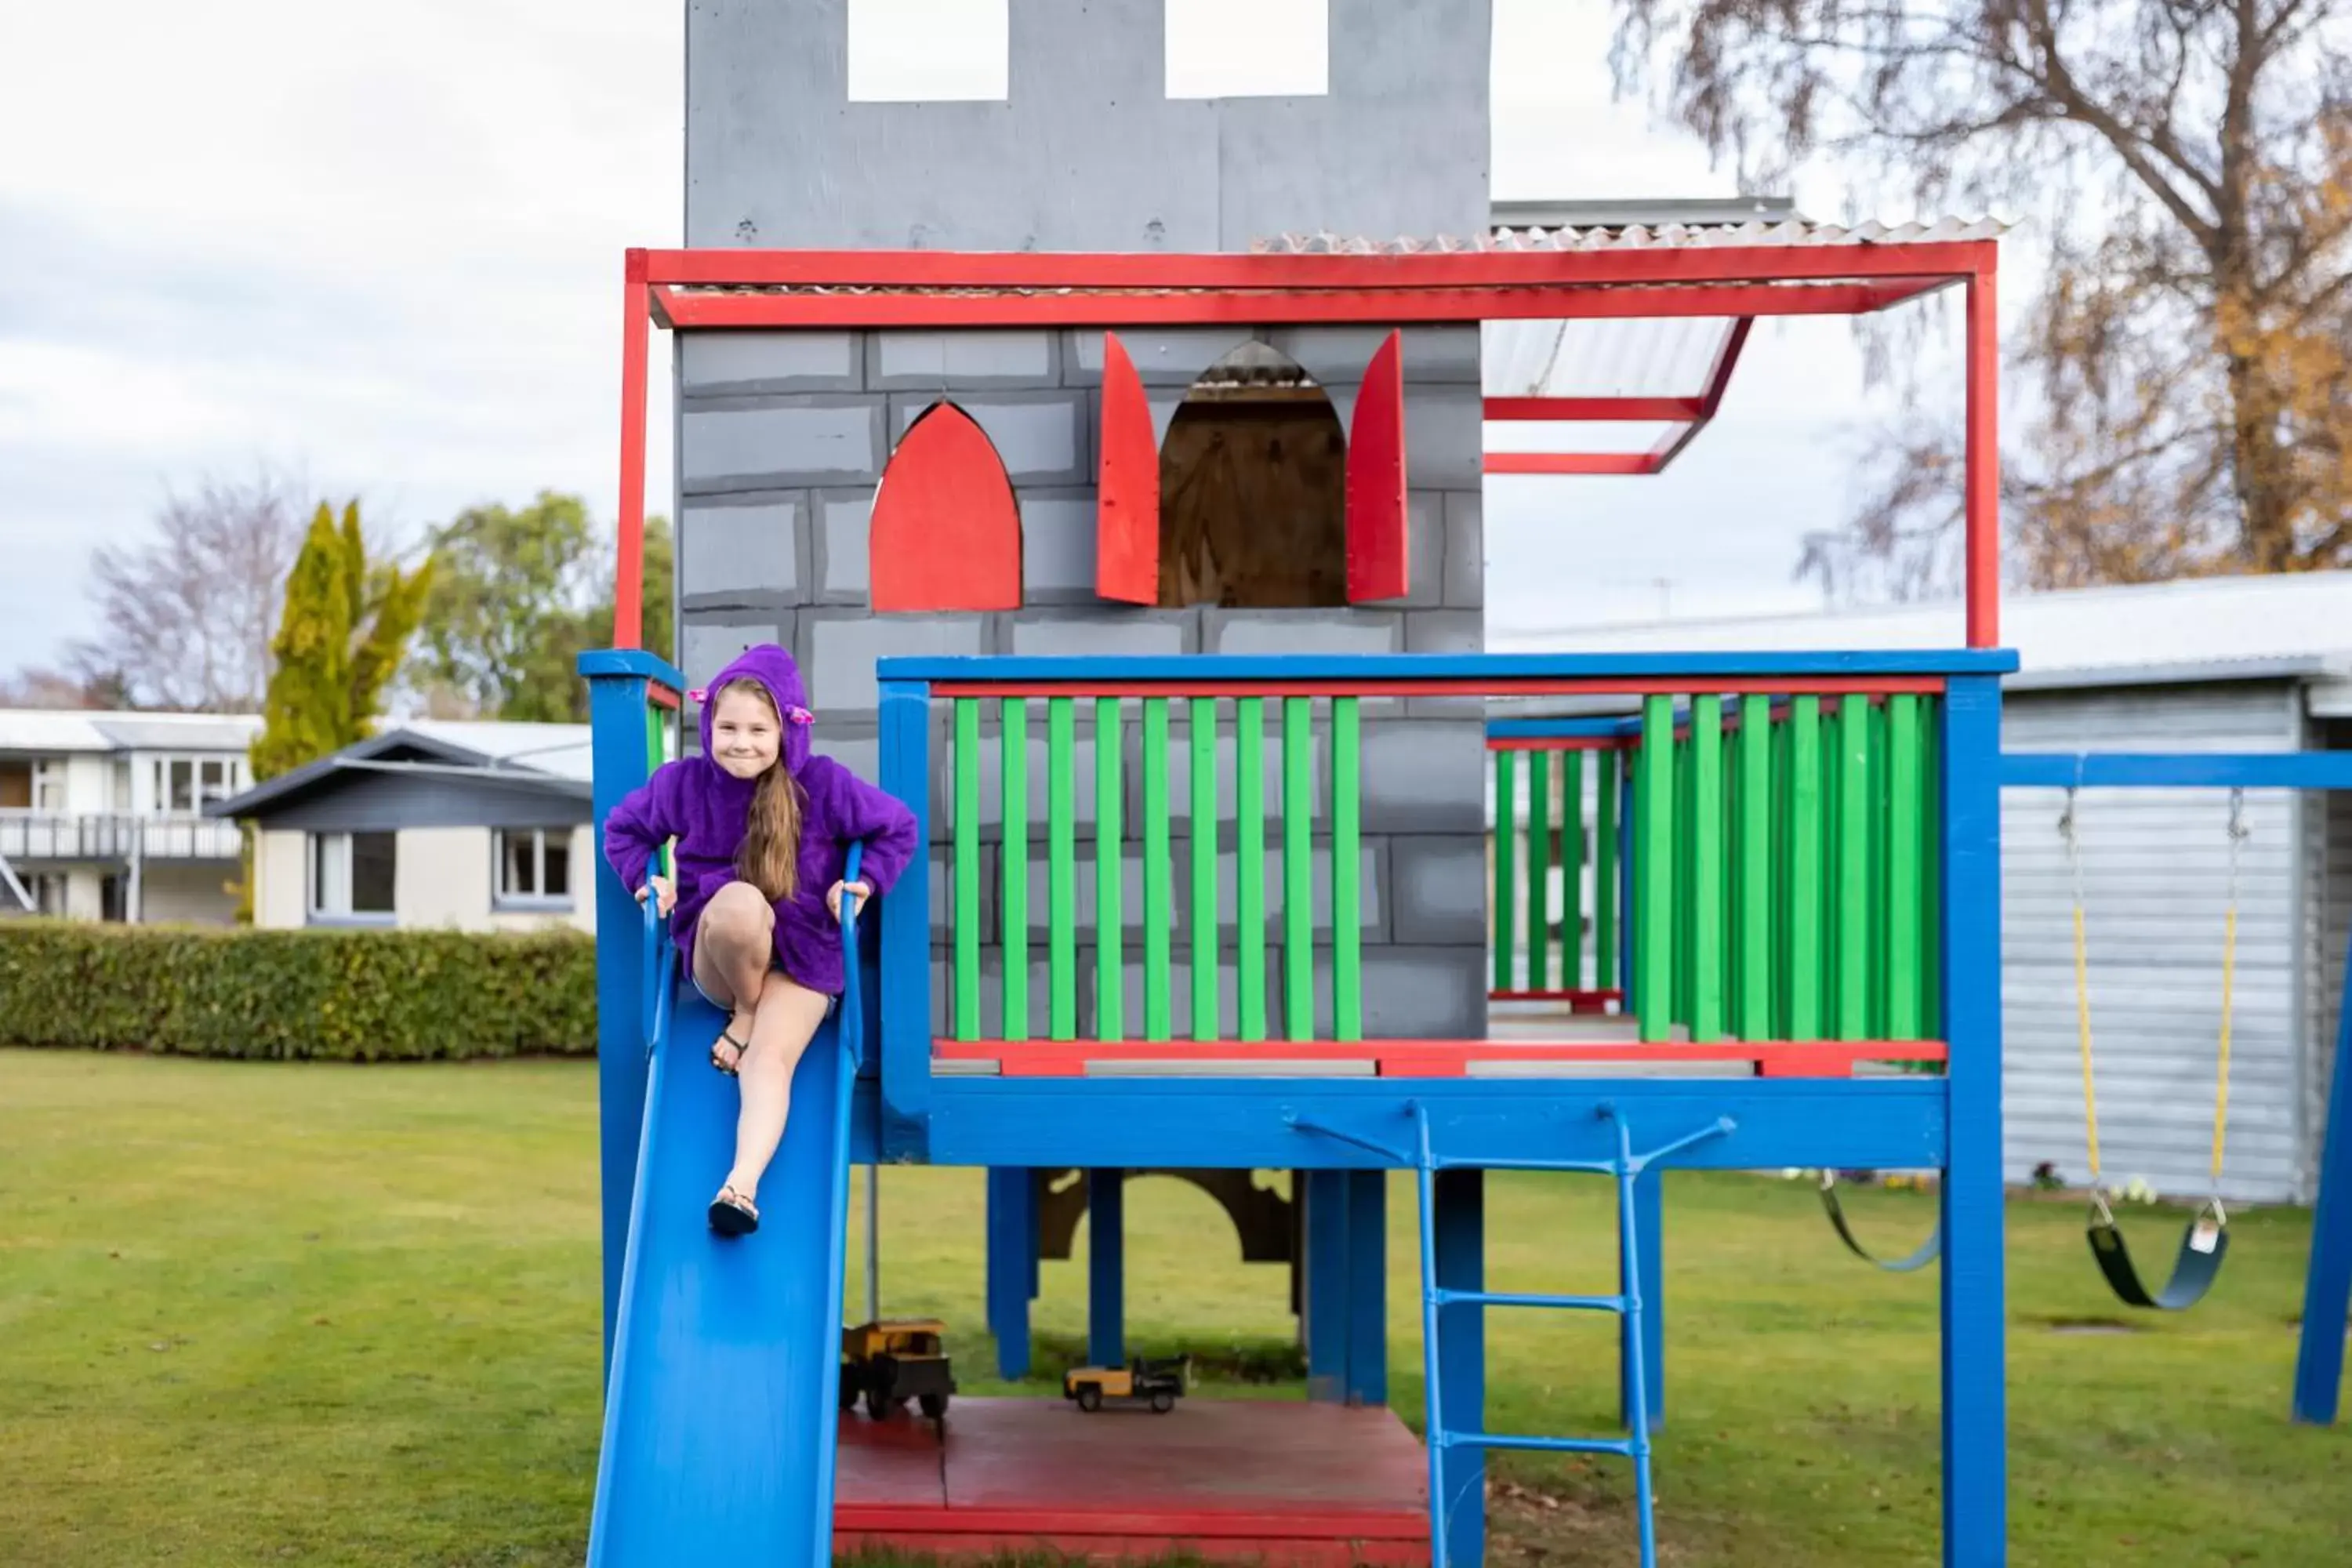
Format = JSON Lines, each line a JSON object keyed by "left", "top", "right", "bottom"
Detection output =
{"left": 1292, "top": 1103, "right": 1733, "bottom": 1568}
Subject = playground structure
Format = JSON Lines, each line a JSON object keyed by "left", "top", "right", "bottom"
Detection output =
{"left": 575, "top": 218, "right": 2035, "bottom": 1568}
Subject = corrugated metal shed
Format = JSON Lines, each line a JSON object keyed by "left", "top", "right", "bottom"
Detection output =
{"left": 1491, "top": 570, "right": 2352, "bottom": 691}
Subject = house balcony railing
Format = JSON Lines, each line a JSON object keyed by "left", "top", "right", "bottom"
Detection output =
{"left": 0, "top": 812, "right": 245, "bottom": 863}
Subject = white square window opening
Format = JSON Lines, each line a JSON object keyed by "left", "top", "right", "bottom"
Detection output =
{"left": 1167, "top": 0, "right": 1328, "bottom": 99}
{"left": 848, "top": 0, "right": 1010, "bottom": 102}
{"left": 311, "top": 832, "right": 397, "bottom": 920}
{"left": 496, "top": 829, "right": 574, "bottom": 907}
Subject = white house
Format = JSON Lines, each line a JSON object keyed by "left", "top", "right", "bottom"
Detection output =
{"left": 1494, "top": 570, "right": 2352, "bottom": 1205}
{"left": 0, "top": 709, "right": 261, "bottom": 924}
{"left": 208, "top": 722, "right": 598, "bottom": 935}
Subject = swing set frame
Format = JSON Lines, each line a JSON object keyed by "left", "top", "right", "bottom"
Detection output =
{"left": 2000, "top": 748, "right": 2352, "bottom": 1422}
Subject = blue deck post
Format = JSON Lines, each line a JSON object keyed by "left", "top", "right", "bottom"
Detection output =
{"left": 1623, "top": 1169, "right": 1664, "bottom": 1429}
{"left": 1940, "top": 674, "right": 2006, "bottom": 1565}
{"left": 987, "top": 1167, "right": 1036, "bottom": 1379}
{"left": 578, "top": 648, "right": 680, "bottom": 1385}
{"left": 1305, "top": 1170, "right": 1349, "bottom": 1400}
{"left": 2293, "top": 921, "right": 2352, "bottom": 1425}
{"left": 1305, "top": 1169, "right": 1390, "bottom": 1404}
{"left": 875, "top": 677, "right": 933, "bottom": 1162}
{"left": 1432, "top": 1168, "right": 1484, "bottom": 1568}
{"left": 1346, "top": 1167, "right": 1389, "bottom": 1405}
{"left": 1088, "top": 1168, "right": 1125, "bottom": 1367}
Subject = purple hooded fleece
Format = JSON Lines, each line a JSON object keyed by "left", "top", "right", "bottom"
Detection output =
{"left": 601, "top": 643, "right": 917, "bottom": 996}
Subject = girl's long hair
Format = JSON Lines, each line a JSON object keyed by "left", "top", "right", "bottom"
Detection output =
{"left": 714, "top": 677, "right": 805, "bottom": 902}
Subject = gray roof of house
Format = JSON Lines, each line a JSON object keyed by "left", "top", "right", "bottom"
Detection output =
{"left": 207, "top": 726, "right": 593, "bottom": 822}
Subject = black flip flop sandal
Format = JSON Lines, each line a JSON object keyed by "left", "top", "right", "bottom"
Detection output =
{"left": 710, "top": 1029, "right": 750, "bottom": 1076}
{"left": 709, "top": 1185, "right": 760, "bottom": 1236}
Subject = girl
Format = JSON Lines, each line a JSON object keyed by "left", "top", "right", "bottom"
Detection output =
{"left": 603, "top": 643, "right": 918, "bottom": 1238}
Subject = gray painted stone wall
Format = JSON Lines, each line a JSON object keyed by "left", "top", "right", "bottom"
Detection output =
{"left": 676, "top": 325, "right": 1486, "bottom": 1038}
{"left": 680, "top": 0, "right": 1492, "bottom": 1040}
{"left": 685, "top": 0, "right": 1491, "bottom": 251}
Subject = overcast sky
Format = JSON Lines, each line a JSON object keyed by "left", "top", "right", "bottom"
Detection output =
{"left": 0, "top": 1, "right": 1975, "bottom": 681}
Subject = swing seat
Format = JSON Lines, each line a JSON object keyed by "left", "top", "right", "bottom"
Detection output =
{"left": 1818, "top": 1174, "right": 1943, "bottom": 1273}
{"left": 2085, "top": 1200, "right": 2228, "bottom": 1312}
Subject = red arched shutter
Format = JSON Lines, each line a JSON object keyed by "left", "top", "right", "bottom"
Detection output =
{"left": 1095, "top": 332, "right": 1160, "bottom": 604}
{"left": 1345, "top": 329, "right": 1408, "bottom": 602}
{"left": 870, "top": 404, "right": 1023, "bottom": 612}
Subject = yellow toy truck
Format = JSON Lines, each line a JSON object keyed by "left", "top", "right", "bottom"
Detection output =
{"left": 840, "top": 1319, "right": 956, "bottom": 1422}
{"left": 1062, "top": 1356, "right": 1188, "bottom": 1414}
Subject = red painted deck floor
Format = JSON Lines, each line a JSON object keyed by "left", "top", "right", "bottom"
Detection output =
{"left": 835, "top": 1396, "right": 1430, "bottom": 1564}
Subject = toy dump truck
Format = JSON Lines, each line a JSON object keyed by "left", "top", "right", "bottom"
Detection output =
{"left": 840, "top": 1319, "right": 956, "bottom": 1422}
{"left": 1063, "top": 1356, "right": 1188, "bottom": 1414}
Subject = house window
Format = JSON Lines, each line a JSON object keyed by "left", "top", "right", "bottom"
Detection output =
{"left": 150, "top": 756, "right": 243, "bottom": 815}
{"left": 1167, "top": 0, "right": 1328, "bottom": 99}
{"left": 32, "top": 760, "right": 67, "bottom": 811}
{"left": 847, "top": 0, "right": 1009, "bottom": 102}
{"left": 311, "top": 832, "right": 397, "bottom": 921}
{"left": 495, "top": 829, "right": 575, "bottom": 909}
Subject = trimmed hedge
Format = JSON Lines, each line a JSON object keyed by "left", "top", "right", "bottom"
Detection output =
{"left": 0, "top": 920, "right": 598, "bottom": 1061}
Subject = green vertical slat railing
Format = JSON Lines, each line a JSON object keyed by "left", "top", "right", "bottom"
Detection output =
{"left": 1236, "top": 697, "right": 1267, "bottom": 1042}
{"left": 1835, "top": 695, "right": 1870, "bottom": 1041}
{"left": 1528, "top": 750, "right": 1552, "bottom": 994}
{"left": 1770, "top": 710, "right": 1791, "bottom": 1038}
{"left": 1096, "top": 698, "right": 1125, "bottom": 1043}
{"left": 1493, "top": 750, "right": 1518, "bottom": 993}
{"left": 1143, "top": 699, "right": 1173, "bottom": 1042}
{"left": 1282, "top": 697, "right": 1315, "bottom": 1042}
{"left": 953, "top": 699, "right": 981, "bottom": 1041}
{"left": 1048, "top": 698, "right": 1077, "bottom": 1041}
{"left": 1788, "top": 696, "right": 1824, "bottom": 1040}
{"left": 1690, "top": 696, "right": 1726, "bottom": 1041}
{"left": 1868, "top": 698, "right": 1890, "bottom": 1038}
{"left": 1886, "top": 694, "right": 1924, "bottom": 1040}
{"left": 1560, "top": 750, "right": 1584, "bottom": 992}
{"left": 1636, "top": 695, "right": 1675, "bottom": 1043}
{"left": 1737, "top": 694, "right": 1772, "bottom": 1040}
{"left": 1674, "top": 728, "right": 1693, "bottom": 1025}
{"left": 1922, "top": 700, "right": 1943, "bottom": 1037}
{"left": 1189, "top": 699, "right": 1216, "bottom": 1042}
{"left": 1001, "top": 699, "right": 1029, "bottom": 1042}
{"left": 1332, "top": 698, "right": 1363, "bottom": 1041}
{"left": 1595, "top": 750, "right": 1619, "bottom": 997}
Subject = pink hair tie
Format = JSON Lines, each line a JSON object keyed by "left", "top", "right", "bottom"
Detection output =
{"left": 786, "top": 706, "right": 815, "bottom": 725}
{"left": 686, "top": 687, "right": 707, "bottom": 703}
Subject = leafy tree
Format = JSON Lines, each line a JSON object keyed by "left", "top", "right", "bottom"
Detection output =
{"left": 249, "top": 502, "right": 433, "bottom": 782}
{"left": 1612, "top": 0, "right": 2352, "bottom": 596}
{"left": 413, "top": 492, "right": 673, "bottom": 723}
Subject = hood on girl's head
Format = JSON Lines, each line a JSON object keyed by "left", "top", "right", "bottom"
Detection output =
{"left": 691, "top": 642, "right": 814, "bottom": 775}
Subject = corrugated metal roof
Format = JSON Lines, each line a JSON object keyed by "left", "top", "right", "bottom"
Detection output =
{"left": 0, "top": 708, "right": 260, "bottom": 756}
{"left": 1483, "top": 316, "right": 1736, "bottom": 399}
{"left": 1490, "top": 571, "right": 2352, "bottom": 689}
{"left": 405, "top": 721, "right": 595, "bottom": 781}
{"left": 1255, "top": 218, "right": 2007, "bottom": 254}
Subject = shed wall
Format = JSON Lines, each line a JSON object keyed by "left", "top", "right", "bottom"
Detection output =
{"left": 2001, "top": 683, "right": 2307, "bottom": 1203}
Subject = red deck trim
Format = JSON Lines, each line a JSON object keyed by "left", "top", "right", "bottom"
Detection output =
{"left": 1484, "top": 395, "right": 1704, "bottom": 422}
{"left": 930, "top": 677, "right": 1948, "bottom": 699}
{"left": 1489, "top": 988, "right": 1625, "bottom": 1007}
{"left": 652, "top": 281, "right": 1950, "bottom": 331}
{"left": 1484, "top": 735, "right": 1630, "bottom": 753}
{"left": 1485, "top": 452, "right": 1657, "bottom": 476}
{"left": 641, "top": 243, "right": 1989, "bottom": 290}
{"left": 935, "top": 1039, "right": 1950, "bottom": 1079}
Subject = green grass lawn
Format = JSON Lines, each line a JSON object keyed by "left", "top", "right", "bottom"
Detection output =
{"left": 2, "top": 1050, "right": 2345, "bottom": 1567}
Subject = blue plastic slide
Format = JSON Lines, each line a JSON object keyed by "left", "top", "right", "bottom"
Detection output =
{"left": 586, "top": 851, "right": 862, "bottom": 1567}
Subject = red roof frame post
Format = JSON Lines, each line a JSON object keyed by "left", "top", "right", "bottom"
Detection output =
{"left": 614, "top": 233, "right": 2003, "bottom": 647}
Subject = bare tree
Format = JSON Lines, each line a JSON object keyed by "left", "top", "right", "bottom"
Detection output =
{"left": 1611, "top": 0, "right": 2352, "bottom": 595}
{"left": 64, "top": 469, "right": 309, "bottom": 711}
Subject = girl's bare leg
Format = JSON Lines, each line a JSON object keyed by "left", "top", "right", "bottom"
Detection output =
{"left": 692, "top": 882, "right": 775, "bottom": 1070}
{"left": 724, "top": 970, "right": 832, "bottom": 1204}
